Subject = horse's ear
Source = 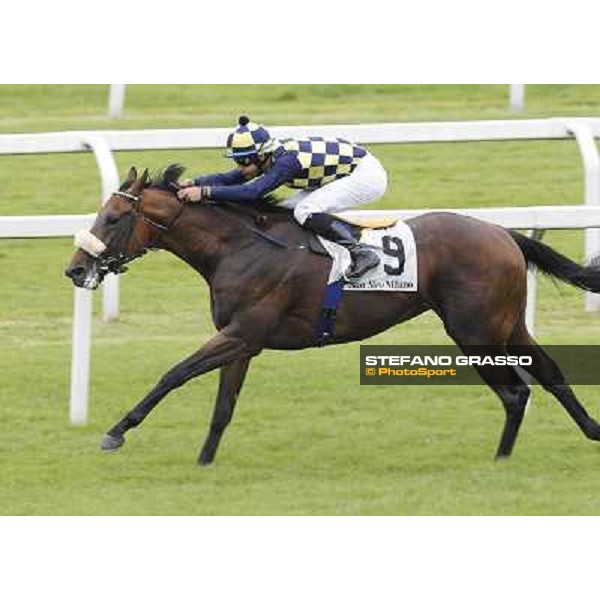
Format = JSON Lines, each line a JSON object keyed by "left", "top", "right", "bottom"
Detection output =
{"left": 120, "top": 167, "right": 137, "bottom": 191}
{"left": 129, "top": 168, "right": 150, "bottom": 195}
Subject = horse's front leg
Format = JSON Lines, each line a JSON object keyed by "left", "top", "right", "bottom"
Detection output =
{"left": 100, "top": 329, "right": 253, "bottom": 452}
{"left": 197, "top": 357, "right": 251, "bottom": 466}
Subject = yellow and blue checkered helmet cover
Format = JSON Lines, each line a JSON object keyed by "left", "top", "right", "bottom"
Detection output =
{"left": 226, "top": 115, "right": 278, "bottom": 158}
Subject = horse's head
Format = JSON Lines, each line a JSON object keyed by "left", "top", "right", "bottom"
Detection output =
{"left": 65, "top": 164, "right": 185, "bottom": 289}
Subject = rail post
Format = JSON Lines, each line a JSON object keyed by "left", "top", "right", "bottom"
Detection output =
{"left": 81, "top": 134, "right": 121, "bottom": 323}
{"left": 69, "top": 287, "right": 92, "bottom": 425}
{"left": 564, "top": 120, "right": 600, "bottom": 311}
{"left": 108, "top": 84, "right": 126, "bottom": 119}
{"left": 509, "top": 84, "right": 525, "bottom": 112}
{"left": 524, "top": 229, "right": 545, "bottom": 334}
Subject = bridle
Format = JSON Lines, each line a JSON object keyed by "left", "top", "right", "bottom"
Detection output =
{"left": 98, "top": 188, "right": 186, "bottom": 274}
{"left": 113, "top": 189, "right": 186, "bottom": 233}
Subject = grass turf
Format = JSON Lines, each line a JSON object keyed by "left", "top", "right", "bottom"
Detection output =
{"left": 2, "top": 85, "right": 600, "bottom": 514}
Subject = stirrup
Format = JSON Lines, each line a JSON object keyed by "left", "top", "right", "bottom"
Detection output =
{"left": 344, "top": 248, "right": 380, "bottom": 281}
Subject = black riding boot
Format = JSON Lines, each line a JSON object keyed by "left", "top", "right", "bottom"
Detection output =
{"left": 304, "top": 213, "right": 380, "bottom": 281}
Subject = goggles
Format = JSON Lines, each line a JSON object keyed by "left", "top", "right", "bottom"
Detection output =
{"left": 233, "top": 155, "right": 255, "bottom": 166}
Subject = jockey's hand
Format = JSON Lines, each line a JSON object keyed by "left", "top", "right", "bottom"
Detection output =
{"left": 178, "top": 178, "right": 195, "bottom": 188}
{"left": 177, "top": 186, "right": 204, "bottom": 202}
{"left": 263, "top": 192, "right": 281, "bottom": 205}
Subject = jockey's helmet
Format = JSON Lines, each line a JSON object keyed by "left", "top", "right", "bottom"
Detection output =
{"left": 225, "top": 116, "right": 278, "bottom": 163}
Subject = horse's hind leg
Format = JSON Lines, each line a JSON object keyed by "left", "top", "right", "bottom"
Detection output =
{"left": 197, "top": 357, "right": 251, "bottom": 466}
{"left": 443, "top": 309, "right": 530, "bottom": 458}
{"left": 447, "top": 333, "right": 530, "bottom": 458}
{"left": 472, "top": 363, "right": 531, "bottom": 459}
{"left": 508, "top": 322, "right": 600, "bottom": 442}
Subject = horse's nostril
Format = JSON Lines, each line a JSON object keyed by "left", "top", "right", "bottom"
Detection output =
{"left": 65, "top": 266, "right": 86, "bottom": 280}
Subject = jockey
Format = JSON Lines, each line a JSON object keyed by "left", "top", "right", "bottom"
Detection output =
{"left": 178, "top": 116, "right": 388, "bottom": 281}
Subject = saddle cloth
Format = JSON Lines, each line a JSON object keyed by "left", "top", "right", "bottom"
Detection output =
{"left": 319, "top": 220, "right": 418, "bottom": 291}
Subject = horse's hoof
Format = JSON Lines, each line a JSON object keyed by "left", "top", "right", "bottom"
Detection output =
{"left": 100, "top": 433, "right": 125, "bottom": 452}
{"left": 197, "top": 454, "right": 214, "bottom": 467}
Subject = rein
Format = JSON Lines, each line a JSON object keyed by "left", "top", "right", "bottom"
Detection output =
{"left": 116, "top": 191, "right": 289, "bottom": 252}
{"left": 203, "top": 201, "right": 304, "bottom": 250}
{"left": 97, "top": 189, "right": 304, "bottom": 276}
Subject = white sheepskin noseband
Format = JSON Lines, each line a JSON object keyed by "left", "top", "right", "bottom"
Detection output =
{"left": 74, "top": 229, "right": 107, "bottom": 258}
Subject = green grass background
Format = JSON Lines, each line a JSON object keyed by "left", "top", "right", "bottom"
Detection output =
{"left": 2, "top": 84, "right": 600, "bottom": 515}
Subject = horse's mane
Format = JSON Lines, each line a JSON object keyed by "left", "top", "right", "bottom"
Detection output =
{"left": 146, "top": 164, "right": 186, "bottom": 193}
{"left": 145, "top": 163, "right": 292, "bottom": 219}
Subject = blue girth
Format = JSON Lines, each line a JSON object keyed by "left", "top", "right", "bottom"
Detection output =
{"left": 315, "top": 279, "right": 345, "bottom": 346}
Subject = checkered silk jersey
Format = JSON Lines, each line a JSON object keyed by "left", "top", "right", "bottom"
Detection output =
{"left": 280, "top": 137, "right": 367, "bottom": 189}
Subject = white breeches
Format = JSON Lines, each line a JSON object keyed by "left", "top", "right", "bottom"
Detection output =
{"left": 279, "top": 152, "right": 388, "bottom": 224}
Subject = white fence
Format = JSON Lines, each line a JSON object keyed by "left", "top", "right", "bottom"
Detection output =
{"left": 3, "top": 205, "right": 600, "bottom": 425}
{"left": 2, "top": 117, "right": 600, "bottom": 424}
{"left": 108, "top": 84, "right": 527, "bottom": 118}
{"left": 2, "top": 117, "right": 600, "bottom": 318}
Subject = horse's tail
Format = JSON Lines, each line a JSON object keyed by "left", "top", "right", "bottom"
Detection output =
{"left": 508, "top": 230, "right": 600, "bottom": 292}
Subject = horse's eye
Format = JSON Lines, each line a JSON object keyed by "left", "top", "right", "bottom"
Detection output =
{"left": 105, "top": 213, "right": 121, "bottom": 226}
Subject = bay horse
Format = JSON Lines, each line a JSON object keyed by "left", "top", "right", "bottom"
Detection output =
{"left": 65, "top": 165, "right": 600, "bottom": 465}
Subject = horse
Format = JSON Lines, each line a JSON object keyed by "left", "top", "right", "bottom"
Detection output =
{"left": 65, "top": 164, "right": 600, "bottom": 465}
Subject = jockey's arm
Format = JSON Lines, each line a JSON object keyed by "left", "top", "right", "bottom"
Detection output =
{"left": 193, "top": 168, "right": 247, "bottom": 187}
{"left": 206, "top": 154, "right": 299, "bottom": 202}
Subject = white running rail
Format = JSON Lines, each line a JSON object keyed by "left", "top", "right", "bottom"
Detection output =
{"left": 3, "top": 205, "right": 600, "bottom": 425}
{"left": 2, "top": 117, "right": 600, "bottom": 424}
